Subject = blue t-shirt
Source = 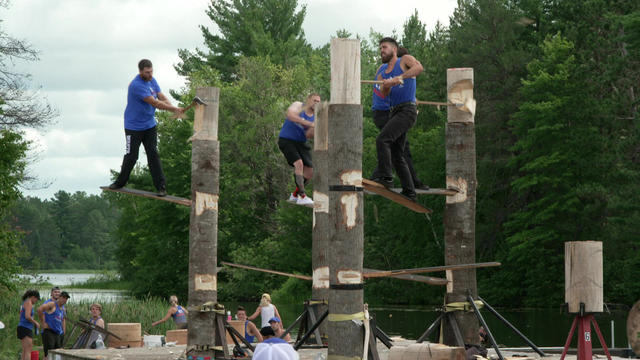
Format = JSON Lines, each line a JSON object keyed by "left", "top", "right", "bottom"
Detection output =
{"left": 44, "top": 302, "right": 65, "bottom": 335}
{"left": 171, "top": 305, "right": 187, "bottom": 324}
{"left": 372, "top": 65, "right": 390, "bottom": 111}
{"left": 244, "top": 321, "right": 255, "bottom": 343}
{"left": 19, "top": 304, "right": 34, "bottom": 330}
{"left": 264, "top": 337, "right": 288, "bottom": 344}
{"left": 124, "top": 75, "right": 161, "bottom": 131}
{"left": 386, "top": 56, "right": 417, "bottom": 106}
{"left": 279, "top": 109, "right": 314, "bottom": 142}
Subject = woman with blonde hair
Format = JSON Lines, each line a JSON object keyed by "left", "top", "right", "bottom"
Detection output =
{"left": 152, "top": 295, "right": 188, "bottom": 329}
{"left": 248, "top": 293, "right": 282, "bottom": 328}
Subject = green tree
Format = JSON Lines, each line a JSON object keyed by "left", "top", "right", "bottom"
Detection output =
{"left": 0, "top": 129, "right": 28, "bottom": 289}
{"left": 502, "top": 34, "right": 606, "bottom": 306}
{"left": 176, "top": 0, "right": 310, "bottom": 80}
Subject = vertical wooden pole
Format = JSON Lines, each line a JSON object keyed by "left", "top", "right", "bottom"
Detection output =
{"left": 187, "top": 87, "right": 220, "bottom": 358}
{"left": 328, "top": 38, "right": 364, "bottom": 360}
{"left": 443, "top": 68, "right": 478, "bottom": 345}
{"left": 312, "top": 101, "right": 330, "bottom": 341}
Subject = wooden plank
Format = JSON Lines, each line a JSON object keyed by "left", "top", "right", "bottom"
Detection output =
{"left": 362, "top": 179, "right": 432, "bottom": 213}
{"left": 221, "top": 262, "right": 450, "bottom": 286}
{"left": 364, "top": 187, "right": 459, "bottom": 196}
{"left": 221, "top": 261, "right": 312, "bottom": 281}
{"left": 364, "top": 262, "right": 501, "bottom": 279}
{"left": 363, "top": 268, "right": 448, "bottom": 286}
{"left": 100, "top": 186, "right": 191, "bottom": 207}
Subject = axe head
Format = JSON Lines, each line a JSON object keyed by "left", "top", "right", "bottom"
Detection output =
{"left": 192, "top": 96, "right": 207, "bottom": 106}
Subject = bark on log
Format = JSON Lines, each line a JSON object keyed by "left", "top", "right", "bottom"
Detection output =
{"left": 443, "top": 68, "right": 479, "bottom": 346}
{"left": 312, "top": 102, "right": 330, "bottom": 340}
{"left": 187, "top": 87, "right": 220, "bottom": 358}
{"left": 327, "top": 104, "right": 364, "bottom": 360}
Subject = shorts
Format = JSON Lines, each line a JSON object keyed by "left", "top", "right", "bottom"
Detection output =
{"left": 278, "top": 137, "right": 313, "bottom": 168}
{"left": 17, "top": 325, "right": 33, "bottom": 339}
{"left": 42, "top": 328, "right": 63, "bottom": 356}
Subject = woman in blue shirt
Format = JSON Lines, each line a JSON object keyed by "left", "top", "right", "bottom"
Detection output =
{"left": 17, "top": 290, "right": 40, "bottom": 360}
{"left": 152, "top": 295, "right": 188, "bottom": 329}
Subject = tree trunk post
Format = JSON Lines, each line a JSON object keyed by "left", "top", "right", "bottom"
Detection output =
{"left": 327, "top": 38, "right": 365, "bottom": 360}
{"left": 312, "top": 101, "right": 330, "bottom": 341}
{"left": 443, "top": 68, "right": 479, "bottom": 346}
{"left": 187, "top": 87, "right": 221, "bottom": 358}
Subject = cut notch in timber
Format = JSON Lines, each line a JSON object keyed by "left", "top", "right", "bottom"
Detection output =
{"left": 100, "top": 186, "right": 191, "bottom": 207}
{"left": 362, "top": 179, "right": 432, "bottom": 213}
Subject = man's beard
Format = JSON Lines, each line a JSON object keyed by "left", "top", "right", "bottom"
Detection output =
{"left": 381, "top": 52, "right": 392, "bottom": 63}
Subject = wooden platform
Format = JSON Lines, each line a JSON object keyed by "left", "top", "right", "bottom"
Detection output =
{"left": 362, "top": 179, "right": 432, "bottom": 213}
{"left": 100, "top": 186, "right": 191, "bottom": 207}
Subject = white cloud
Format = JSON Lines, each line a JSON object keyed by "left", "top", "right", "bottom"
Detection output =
{"left": 3, "top": 0, "right": 457, "bottom": 200}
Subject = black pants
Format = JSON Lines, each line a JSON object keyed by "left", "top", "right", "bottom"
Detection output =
{"left": 371, "top": 110, "right": 421, "bottom": 186}
{"left": 375, "top": 104, "right": 417, "bottom": 195}
{"left": 42, "top": 329, "right": 63, "bottom": 356}
{"left": 114, "top": 126, "right": 166, "bottom": 190}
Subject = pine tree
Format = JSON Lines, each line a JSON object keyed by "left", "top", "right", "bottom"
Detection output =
{"left": 176, "top": 0, "right": 310, "bottom": 80}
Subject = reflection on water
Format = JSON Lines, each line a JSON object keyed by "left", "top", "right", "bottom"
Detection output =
{"left": 19, "top": 273, "right": 97, "bottom": 286}
{"left": 20, "top": 273, "right": 128, "bottom": 303}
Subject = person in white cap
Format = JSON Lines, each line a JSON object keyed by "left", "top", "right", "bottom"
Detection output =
{"left": 253, "top": 326, "right": 299, "bottom": 360}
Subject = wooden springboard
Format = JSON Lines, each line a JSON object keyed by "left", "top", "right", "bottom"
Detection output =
{"left": 100, "top": 186, "right": 191, "bottom": 207}
{"left": 361, "top": 178, "right": 432, "bottom": 213}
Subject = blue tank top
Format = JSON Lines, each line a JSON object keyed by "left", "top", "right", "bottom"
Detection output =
{"left": 44, "top": 302, "right": 65, "bottom": 335}
{"left": 19, "top": 304, "right": 34, "bottom": 330}
{"left": 244, "top": 320, "right": 255, "bottom": 343}
{"left": 385, "top": 56, "right": 417, "bottom": 106}
{"left": 172, "top": 305, "right": 187, "bottom": 324}
{"left": 372, "top": 65, "right": 390, "bottom": 111}
{"left": 279, "top": 109, "right": 314, "bottom": 142}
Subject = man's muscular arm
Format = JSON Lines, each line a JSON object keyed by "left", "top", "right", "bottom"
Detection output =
{"left": 399, "top": 54, "right": 424, "bottom": 79}
{"left": 156, "top": 92, "right": 174, "bottom": 107}
{"left": 143, "top": 95, "right": 183, "bottom": 114}
{"left": 381, "top": 55, "right": 424, "bottom": 93}
{"left": 286, "top": 101, "right": 314, "bottom": 128}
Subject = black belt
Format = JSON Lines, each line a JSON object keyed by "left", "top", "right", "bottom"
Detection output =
{"left": 390, "top": 102, "right": 416, "bottom": 111}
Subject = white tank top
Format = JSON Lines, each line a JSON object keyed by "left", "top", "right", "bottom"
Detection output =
{"left": 259, "top": 304, "right": 275, "bottom": 328}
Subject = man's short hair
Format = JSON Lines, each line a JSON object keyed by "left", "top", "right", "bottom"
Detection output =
{"left": 260, "top": 326, "right": 276, "bottom": 337}
{"left": 307, "top": 93, "right": 320, "bottom": 99}
{"left": 237, "top": 306, "right": 245, "bottom": 311}
{"left": 60, "top": 291, "right": 70, "bottom": 299}
{"left": 138, "top": 59, "right": 153, "bottom": 71}
{"left": 51, "top": 286, "right": 60, "bottom": 292}
{"left": 379, "top": 37, "right": 399, "bottom": 48}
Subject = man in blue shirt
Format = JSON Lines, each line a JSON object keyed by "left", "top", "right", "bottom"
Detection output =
{"left": 109, "top": 59, "right": 184, "bottom": 196}
{"left": 372, "top": 38, "right": 424, "bottom": 201}
{"left": 278, "top": 93, "right": 321, "bottom": 206}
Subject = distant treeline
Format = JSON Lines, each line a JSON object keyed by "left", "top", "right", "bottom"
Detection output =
{"left": 8, "top": 191, "right": 121, "bottom": 270}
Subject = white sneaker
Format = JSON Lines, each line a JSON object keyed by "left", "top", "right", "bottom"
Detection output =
{"left": 287, "top": 193, "right": 298, "bottom": 203}
{"left": 297, "top": 195, "right": 314, "bottom": 206}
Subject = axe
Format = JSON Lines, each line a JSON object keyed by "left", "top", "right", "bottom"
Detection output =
{"left": 172, "top": 96, "right": 207, "bottom": 119}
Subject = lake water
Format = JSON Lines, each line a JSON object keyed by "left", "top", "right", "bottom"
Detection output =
{"left": 19, "top": 272, "right": 128, "bottom": 302}
{"left": 20, "top": 273, "right": 630, "bottom": 347}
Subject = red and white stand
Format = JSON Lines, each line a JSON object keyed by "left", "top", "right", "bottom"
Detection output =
{"left": 560, "top": 314, "right": 612, "bottom": 360}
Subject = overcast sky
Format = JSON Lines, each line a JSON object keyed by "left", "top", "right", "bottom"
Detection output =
{"left": 2, "top": 0, "right": 458, "bottom": 200}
